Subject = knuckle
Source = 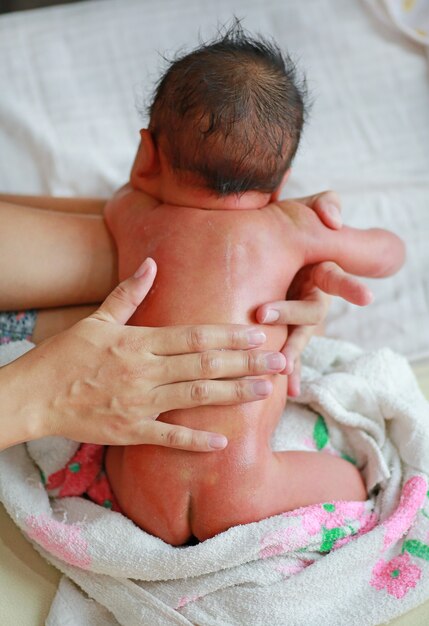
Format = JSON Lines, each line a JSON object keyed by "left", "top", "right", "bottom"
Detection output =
{"left": 234, "top": 380, "right": 247, "bottom": 402}
{"left": 246, "top": 350, "right": 257, "bottom": 373}
{"left": 112, "top": 283, "right": 130, "bottom": 304}
{"left": 190, "top": 380, "right": 211, "bottom": 403}
{"left": 112, "top": 282, "right": 141, "bottom": 309}
{"left": 230, "top": 329, "right": 241, "bottom": 349}
{"left": 199, "top": 350, "right": 221, "bottom": 378}
{"left": 166, "top": 427, "right": 189, "bottom": 449}
{"left": 187, "top": 326, "right": 209, "bottom": 352}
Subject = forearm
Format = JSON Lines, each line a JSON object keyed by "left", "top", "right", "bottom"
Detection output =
{"left": 0, "top": 201, "right": 118, "bottom": 309}
{"left": 0, "top": 193, "right": 106, "bottom": 214}
{"left": 32, "top": 305, "right": 98, "bottom": 343}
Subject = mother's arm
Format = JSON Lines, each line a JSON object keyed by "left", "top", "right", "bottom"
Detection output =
{"left": 0, "top": 190, "right": 344, "bottom": 312}
{"left": 0, "top": 197, "right": 116, "bottom": 309}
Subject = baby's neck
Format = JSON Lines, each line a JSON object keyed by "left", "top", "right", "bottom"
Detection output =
{"left": 132, "top": 174, "right": 272, "bottom": 211}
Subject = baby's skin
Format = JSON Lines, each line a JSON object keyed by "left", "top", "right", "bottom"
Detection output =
{"left": 105, "top": 184, "right": 404, "bottom": 545}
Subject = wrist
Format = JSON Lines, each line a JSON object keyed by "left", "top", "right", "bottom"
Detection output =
{"left": 0, "top": 354, "right": 47, "bottom": 450}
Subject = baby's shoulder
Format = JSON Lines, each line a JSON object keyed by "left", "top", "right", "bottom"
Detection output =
{"left": 104, "top": 184, "right": 159, "bottom": 231}
{"left": 269, "top": 200, "right": 328, "bottom": 240}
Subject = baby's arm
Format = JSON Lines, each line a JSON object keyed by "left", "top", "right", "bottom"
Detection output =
{"left": 323, "top": 226, "right": 405, "bottom": 277}
{"left": 300, "top": 208, "right": 405, "bottom": 278}
{"left": 0, "top": 200, "right": 117, "bottom": 310}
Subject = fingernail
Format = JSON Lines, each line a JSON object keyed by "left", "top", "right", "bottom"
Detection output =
{"left": 262, "top": 309, "right": 279, "bottom": 323}
{"left": 265, "top": 353, "right": 286, "bottom": 370}
{"left": 324, "top": 203, "right": 341, "bottom": 228}
{"left": 134, "top": 258, "right": 154, "bottom": 278}
{"left": 209, "top": 434, "right": 228, "bottom": 449}
{"left": 247, "top": 329, "right": 266, "bottom": 346}
{"left": 252, "top": 380, "right": 272, "bottom": 396}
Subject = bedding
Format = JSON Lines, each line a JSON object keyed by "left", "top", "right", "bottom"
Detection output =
{"left": 0, "top": 0, "right": 428, "bottom": 624}
{"left": 1, "top": 340, "right": 429, "bottom": 625}
{"left": 0, "top": 0, "right": 428, "bottom": 359}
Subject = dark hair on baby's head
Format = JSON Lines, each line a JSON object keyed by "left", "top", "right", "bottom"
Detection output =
{"left": 148, "top": 20, "right": 308, "bottom": 196}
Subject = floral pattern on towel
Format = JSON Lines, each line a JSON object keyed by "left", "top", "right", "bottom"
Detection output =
{"left": 371, "top": 553, "right": 422, "bottom": 599}
{"left": 25, "top": 514, "right": 92, "bottom": 569}
{"left": 370, "top": 475, "right": 429, "bottom": 600}
{"left": 259, "top": 499, "right": 376, "bottom": 561}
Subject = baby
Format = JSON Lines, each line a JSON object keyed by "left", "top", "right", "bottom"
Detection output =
{"left": 104, "top": 25, "right": 405, "bottom": 545}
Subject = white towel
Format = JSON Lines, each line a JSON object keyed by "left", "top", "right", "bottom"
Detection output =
{"left": 1, "top": 337, "right": 429, "bottom": 625}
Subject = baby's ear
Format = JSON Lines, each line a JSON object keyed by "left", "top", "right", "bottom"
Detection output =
{"left": 270, "top": 169, "right": 291, "bottom": 202}
{"left": 130, "top": 129, "right": 160, "bottom": 188}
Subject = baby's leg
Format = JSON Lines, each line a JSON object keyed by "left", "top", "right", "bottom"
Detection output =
{"left": 269, "top": 450, "right": 367, "bottom": 510}
{"left": 191, "top": 451, "right": 366, "bottom": 542}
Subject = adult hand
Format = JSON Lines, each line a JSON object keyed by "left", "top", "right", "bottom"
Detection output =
{"left": 1, "top": 258, "right": 286, "bottom": 452}
{"left": 256, "top": 190, "right": 373, "bottom": 396}
{"left": 297, "top": 189, "right": 343, "bottom": 230}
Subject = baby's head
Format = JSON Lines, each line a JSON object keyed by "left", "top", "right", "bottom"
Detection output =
{"left": 135, "top": 22, "right": 307, "bottom": 204}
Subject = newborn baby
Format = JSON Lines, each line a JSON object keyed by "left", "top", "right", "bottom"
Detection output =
{"left": 104, "top": 25, "right": 405, "bottom": 545}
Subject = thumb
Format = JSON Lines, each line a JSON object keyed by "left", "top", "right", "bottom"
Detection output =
{"left": 91, "top": 258, "right": 157, "bottom": 325}
{"left": 296, "top": 190, "right": 342, "bottom": 230}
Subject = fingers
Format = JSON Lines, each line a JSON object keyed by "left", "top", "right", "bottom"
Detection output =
{"left": 311, "top": 262, "right": 373, "bottom": 306}
{"left": 147, "top": 324, "right": 267, "bottom": 355}
{"left": 287, "top": 358, "right": 302, "bottom": 397}
{"left": 91, "top": 258, "right": 157, "bottom": 325}
{"left": 138, "top": 421, "right": 228, "bottom": 452}
{"left": 281, "top": 323, "right": 316, "bottom": 376}
{"left": 158, "top": 349, "right": 286, "bottom": 384}
{"left": 295, "top": 190, "right": 342, "bottom": 229}
{"left": 151, "top": 377, "right": 273, "bottom": 413}
{"left": 256, "top": 299, "right": 326, "bottom": 326}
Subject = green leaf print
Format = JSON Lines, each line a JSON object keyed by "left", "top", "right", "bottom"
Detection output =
{"left": 320, "top": 527, "right": 347, "bottom": 552}
{"left": 402, "top": 540, "right": 429, "bottom": 561}
{"left": 313, "top": 415, "right": 329, "bottom": 450}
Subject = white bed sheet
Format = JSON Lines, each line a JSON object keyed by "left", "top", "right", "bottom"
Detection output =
{"left": 0, "top": 0, "right": 428, "bottom": 359}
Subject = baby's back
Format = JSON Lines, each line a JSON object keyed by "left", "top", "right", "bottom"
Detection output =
{"left": 105, "top": 199, "right": 302, "bottom": 543}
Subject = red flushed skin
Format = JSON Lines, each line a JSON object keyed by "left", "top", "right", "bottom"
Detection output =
{"left": 104, "top": 188, "right": 402, "bottom": 545}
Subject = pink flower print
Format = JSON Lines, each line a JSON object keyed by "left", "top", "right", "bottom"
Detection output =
{"left": 176, "top": 594, "right": 201, "bottom": 609}
{"left": 382, "top": 476, "right": 427, "bottom": 550}
{"left": 259, "top": 526, "right": 309, "bottom": 559}
{"left": 301, "top": 501, "right": 366, "bottom": 536}
{"left": 334, "top": 512, "right": 378, "bottom": 550}
{"left": 370, "top": 553, "right": 421, "bottom": 599}
{"left": 46, "top": 444, "right": 104, "bottom": 497}
{"left": 275, "top": 559, "right": 315, "bottom": 579}
{"left": 25, "top": 514, "right": 91, "bottom": 569}
{"left": 303, "top": 437, "right": 317, "bottom": 451}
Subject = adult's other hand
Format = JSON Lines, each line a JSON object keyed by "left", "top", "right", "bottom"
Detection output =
{"left": 0, "top": 258, "right": 286, "bottom": 451}
{"left": 256, "top": 191, "right": 373, "bottom": 396}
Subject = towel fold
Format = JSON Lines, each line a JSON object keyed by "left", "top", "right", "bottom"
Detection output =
{"left": 1, "top": 337, "right": 429, "bottom": 625}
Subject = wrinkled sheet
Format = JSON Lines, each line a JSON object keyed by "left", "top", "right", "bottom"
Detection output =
{"left": 0, "top": 0, "right": 428, "bottom": 358}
